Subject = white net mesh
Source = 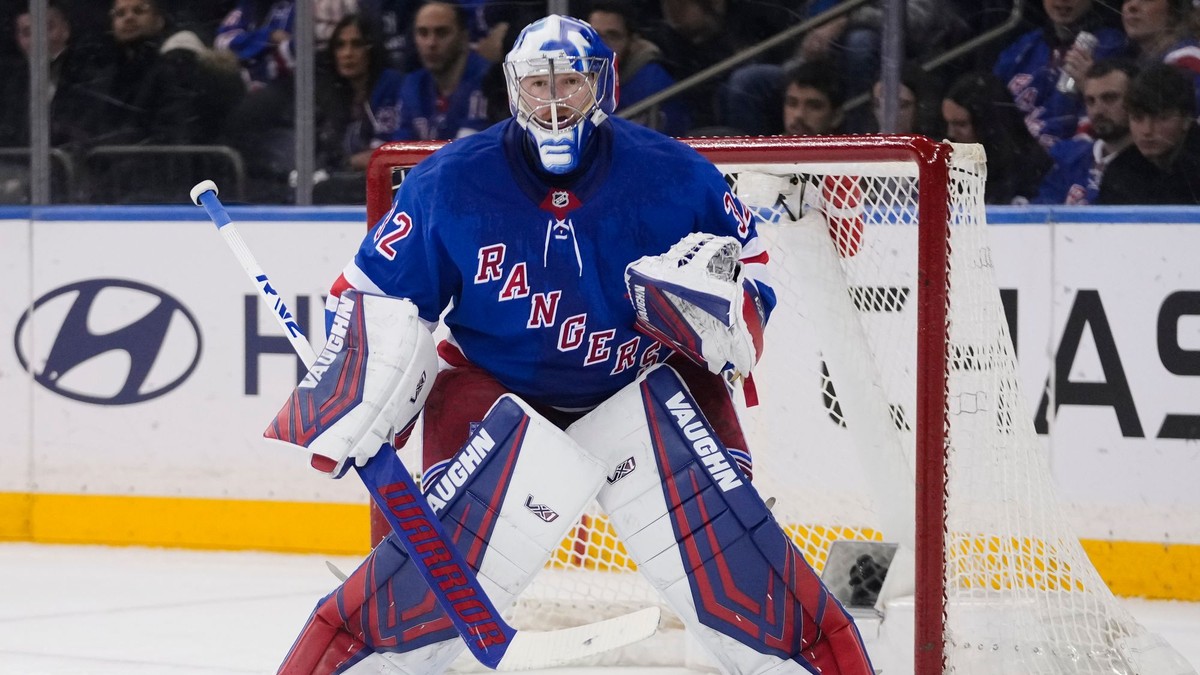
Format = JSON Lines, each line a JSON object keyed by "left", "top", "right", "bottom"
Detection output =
{"left": 378, "top": 138, "right": 1186, "bottom": 674}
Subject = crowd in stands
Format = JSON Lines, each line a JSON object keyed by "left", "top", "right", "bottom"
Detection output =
{"left": 1, "top": 0, "right": 1199, "bottom": 204}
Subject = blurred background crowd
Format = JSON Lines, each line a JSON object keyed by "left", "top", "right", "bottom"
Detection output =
{"left": 2, "top": 0, "right": 1199, "bottom": 205}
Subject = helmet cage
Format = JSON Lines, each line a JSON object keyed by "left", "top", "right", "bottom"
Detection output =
{"left": 502, "top": 15, "right": 618, "bottom": 174}
{"left": 504, "top": 56, "right": 611, "bottom": 133}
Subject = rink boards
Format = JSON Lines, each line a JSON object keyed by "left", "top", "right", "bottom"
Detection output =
{"left": 0, "top": 204, "right": 1197, "bottom": 600}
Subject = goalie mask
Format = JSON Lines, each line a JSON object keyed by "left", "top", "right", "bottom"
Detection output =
{"left": 504, "top": 15, "right": 617, "bottom": 174}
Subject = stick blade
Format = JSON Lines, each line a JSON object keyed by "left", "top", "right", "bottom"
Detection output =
{"left": 496, "top": 607, "right": 661, "bottom": 671}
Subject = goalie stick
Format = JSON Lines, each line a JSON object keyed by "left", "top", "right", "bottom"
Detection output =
{"left": 189, "top": 180, "right": 660, "bottom": 671}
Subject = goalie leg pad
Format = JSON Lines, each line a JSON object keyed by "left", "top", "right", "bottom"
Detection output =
{"left": 278, "top": 539, "right": 455, "bottom": 675}
{"left": 280, "top": 394, "right": 611, "bottom": 674}
{"left": 569, "top": 365, "right": 873, "bottom": 675}
{"left": 665, "top": 354, "right": 753, "bottom": 480}
{"left": 265, "top": 291, "right": 438, "bottom": 477}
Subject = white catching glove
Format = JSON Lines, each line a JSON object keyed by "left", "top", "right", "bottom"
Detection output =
{"left": 625, "top": 233, "right": 767, "bottom": 382}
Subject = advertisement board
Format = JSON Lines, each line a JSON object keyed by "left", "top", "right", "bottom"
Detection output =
{"left": 1, "top": 206, "right": 1197, "bottom": 596}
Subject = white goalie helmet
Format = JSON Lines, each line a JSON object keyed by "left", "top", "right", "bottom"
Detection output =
{"left": 503, "top": 15, "right": 618, "bottom": 174}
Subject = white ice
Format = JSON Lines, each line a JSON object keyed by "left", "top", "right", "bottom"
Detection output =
{"left": 0, "top": 543, "right": 1196, "bottom": 674}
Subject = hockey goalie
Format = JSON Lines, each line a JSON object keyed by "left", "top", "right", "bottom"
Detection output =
{"left": 266, "top": 13, "right": 873, "bottom": 675}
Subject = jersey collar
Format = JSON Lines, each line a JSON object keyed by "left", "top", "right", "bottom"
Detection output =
{"left": 502, "top": 119, "right": 614, "bottom": 211}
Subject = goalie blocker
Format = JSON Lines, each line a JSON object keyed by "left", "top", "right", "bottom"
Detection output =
{"left": 625, "top": 233, "right": 768, "bottom": 384}
{"left": 264, "top": 291, "right": 436, "bottom": 477}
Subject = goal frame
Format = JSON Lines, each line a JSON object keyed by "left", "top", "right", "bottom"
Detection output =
{"left": 366, "top": 134, "right": 956, "bottom": 674}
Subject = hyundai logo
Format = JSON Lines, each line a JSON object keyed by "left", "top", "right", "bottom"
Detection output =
{"left": 14, "top": 279, "right": 202, "bottom": 405}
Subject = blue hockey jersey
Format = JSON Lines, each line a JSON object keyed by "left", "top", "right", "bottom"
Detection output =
{"left": 994, "top": 27, "right": 1126, "bottom": 147}
{"left": 334, "top": 117, "right": 775, "bottom": 409}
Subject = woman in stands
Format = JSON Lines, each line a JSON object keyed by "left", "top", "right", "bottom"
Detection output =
{"left": 313, "top": 13, "right": 404, "bottom": 202}
{"left": 941, "top": 71, "right": 1053, "bottom": 205}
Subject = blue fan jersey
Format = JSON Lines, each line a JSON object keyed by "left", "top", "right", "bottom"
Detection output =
{"left": 216, "top": 1, "right": 296, "bottom": 88}
{"left": 395, "top": 51, "right": 491, "bottom": 140}
{"left": 333, "top": 117, "right": 775, "bottom": 409}
{"left": 994, "top": 27, "right": 1126, "bottom": 147}
{"left": 1034, "top": 137, "right": 1100, "bottom": 205}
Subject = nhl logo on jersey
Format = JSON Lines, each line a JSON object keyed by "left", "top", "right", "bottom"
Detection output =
{"left": 539, "top": 187, "right": 580, "bottom": 220}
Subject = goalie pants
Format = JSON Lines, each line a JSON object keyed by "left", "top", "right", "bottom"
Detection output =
{"left": 422, "top": 341, "right": 754, "bottom": 483}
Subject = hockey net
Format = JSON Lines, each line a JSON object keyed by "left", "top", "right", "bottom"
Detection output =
{"left": 366, "top": 135, "right": 1186, "bottom": 674}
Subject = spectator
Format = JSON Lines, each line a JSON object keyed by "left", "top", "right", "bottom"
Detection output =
{"left": 2, "top": 0, "right": 242, "bottom": 203}
{"left": 942, "top": 71, "right": 1052, "bottom": 204}
{"left": 1036, "top": 59, "right": 1138, "bottom": 204}
{"left": 313, "top": 13, "right": 404, "bottom": 202}
{"left": 782, "top": 59, "right": 845, "bottom": 135}
{"left": 0, "top": 1, "right": 80, "bottom": 203}
{"left": 217, "top": 0, "right": 297, "bottom": 202}
{"left": 1118, "top": 0, "right": 1200, "bottom": 109}
{"left": 869, "top": 62, "right": 943, "bottom": 136}
{"left": 1098, "top": 63, "right": 1200, "bottom": 203}
{"left": 476, "top": 2, "right": 543, "bottom": 125}
{"left": 360, "top": 0, "right": 421, "bottom": 72}
{"left": 361, "top": 0, "right": 505, "bottom": 72}
{"left": 714, "top": 0, "right": 835, "bottom": 135}
{"left": 14, "top": 1, "right": 73, "bottom": 80}
{"left": 824, "top": 0, "right": 968, "bottom": 132}
{"left": 717, "top": 64, "right": 784, "bottom": 136}
{"left": 862, "top": 63, "right": 940, "bottom": 206}
{"left": 479, "top": 3, "right": 543, "bottom": 61}
{"left": 645, "top": 0, "right": 796, "bottom": 130}
{"left": 63, "top": 0, "right": 244, "bottom": 202}
{"left": 994, "top": 0, "right": 1127, "bottom": 148}
{"left": 705, "top": 0, "right": 830, "bottom": 133}
{"left": 719, "top": 0, "right": 966, "bottom": 135}
{"left": 0, "top": 1, "right": 76, "bottom": 148}
{"left": 587, "top": 0, "right": 690, "bottom": 136}
{"left": 55, "top": 0, "right": 231, "bottom": 50}
{"left": 155, "top": 1, "right": 237, "bottom": 45}
{"left": 394, "top": 1, "right": 489, "bottom": 140}
{"left": 948, "top": 0, "right": 1049, "bottom": 70}
{"left": 215, "top": 0, "right": 295, "bottom": 92}
{"left": 1122, "top": 0, "right": 1198, "bottom": 65}
{"left": 153, "top": 10, "right": 244, "bottom": 143}
{"left": 72, "top": 0, "right": 211, "bottom": 146}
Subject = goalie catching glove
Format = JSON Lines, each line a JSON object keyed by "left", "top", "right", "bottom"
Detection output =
{"left": 264, "top": 291, "right": 437, "bottom": 478}
{"left": 625, "top": 232, "right": 767, "bottom": 382}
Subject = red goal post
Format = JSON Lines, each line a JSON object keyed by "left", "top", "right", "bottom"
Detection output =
{"left": 365, "top": 134, "right": 1185, "bottom": 674}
